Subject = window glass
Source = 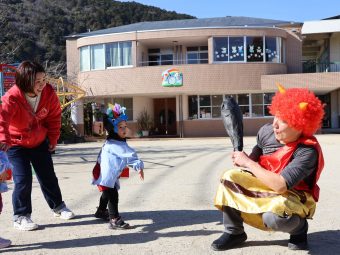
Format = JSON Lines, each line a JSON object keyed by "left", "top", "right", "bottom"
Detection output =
{"left": 251, "top": 93, "right": 263, "bottom": 104}
{"left": 187, "top": 46, "right": 208, "bottom": 64}
{"left": 187, "top": 47, "right": 198, "bottom": 52}
{"left": 80, "top": 46, "right": 90, "bottom": 71}
{"left": 212, "top": 95, "right": 223, "bottom": 106}
{"left": 121, "top": 41, "right": 132, "bottom": 66}
{"left": 188, "top": 95, "right": 198, "bottom": 119}
{"left": 229, "top": 37, "right": 244, "bottom": 62}
{"left": 247, "top": 37, "right": 264, "bottom": 62}
{"left": 106, "top": 42, "right": 119, "bottom": 67}
{"left": 199, "top": 52, "right": 208, "bottom": 63}
{"left": 200, "top": 107, "right": 212, "bottom": 118}
{"left": 213, "top": 38, "right": 228, "bottom": 62}
{"left": 187, "top": 52, "right": 198, "bottom": 64}
{"left": 240, "top": 105, "right": 250, "bottom": 117}
{"left": 161, "top": 54, "right": 173, "bottom": 65}
{"left": 265, "top": 37, "right": 280, "bottom": 63}
{"left": 252, "top": 105, "right": 264, "bottom": 117}
{"left": 238, "top": 94, "right": 249, "bottom": 105}
{"left": 91, "top": 44, "right": 105, "bottom": 70}
{"left": 212, "top": 107, "right": 221, "bottom": 118}
{"left": 148, "top": 55, "right": 160, "bottom": 66}
{"left": 105, "top": 41, "right": 132, "bottom": 67}
{"left": 264, "top": 93, "right": 275, "bottom": 116}
{"left": 199, "top": 95, "right": 211, "bottom": 106}
{"left": 264, "top": 93, "right": 274, "bottom": 104}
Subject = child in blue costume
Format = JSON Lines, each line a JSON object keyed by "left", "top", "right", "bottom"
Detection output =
{"left": 92, "top": 103, "right": 144, "bottom": 229}
{"left": 0, "top": 151, "right": 13, "bottom": 248}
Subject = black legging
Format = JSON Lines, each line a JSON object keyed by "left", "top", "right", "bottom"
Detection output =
{"left": 98, "top": 187, "right": 119, "bottom": 219}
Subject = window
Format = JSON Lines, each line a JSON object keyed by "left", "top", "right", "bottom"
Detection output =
{"left": 213, "top": 38, "right": 228, "bottom": 62}
{"left": 229, "top": 37, "right": 244, "bottom": 62}
{"left": 237, "top": 94, "right": 250, "bottom": 117}
{"left": 80, "top": 46, "right": 90, "bottom": 71}
{"left": 212, "top": 95, "right": 223, "bottom": 118}
{"left": 91, "top": 44, "right": 105, "bottom": 70}
{"left": 188, "top": 95, "right": 198, "bottom": 119}
{"left": 103, "top": 98, "right": 133, "bottom": 121}
{"left": 106, "top": 41, "right": 132, "bottom": 68}
{"left": 251, "top": 93, "right": 264, "bottom": 117}
{"left": 199, "top": 95, "right": 212, "bottom": 118}
{"left": 80, "top": 41, "right": 132, "bottom": 71}
{"left": 264, "top": 93, "right": 275, "bottom": 116}
{"left": 188, "top": 95, "right": 223, "bottom": 119}
{"left": 265, "top": 37, "right": 281, "bottom": 63}
{"left": 247, "top": 37, "right": 264, "bottom": 62}
{"left": 187, "top": 46, "right": 208, "bottom": 64}
{"left": 189, "top": 93, "right": 274, "bottom": 120}
{"left": 148, "top": 48, "right": 173, "bottom": 66}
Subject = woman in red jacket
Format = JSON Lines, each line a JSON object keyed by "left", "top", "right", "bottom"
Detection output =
{"left": 0, "top": 61, "right": 75, "bottom": 231}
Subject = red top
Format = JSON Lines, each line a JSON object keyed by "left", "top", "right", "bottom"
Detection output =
{"left": 0, "top": 84, "right": 61, "bottom": 148}
{"left": 259, "top": 136, "right": 324, "bottom": 201}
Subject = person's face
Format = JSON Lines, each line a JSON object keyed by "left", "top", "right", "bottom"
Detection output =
{"left": 33, "top": 72, "right": 46, "bottom": 96}
{"left": 272, "top": 116, "right": 302, "bottom": 144}
{"left": 117, "top": 121, "right": 127, "bottom": 138}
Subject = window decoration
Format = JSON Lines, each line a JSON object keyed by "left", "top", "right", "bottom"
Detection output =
{"left": 213, "top": 38, "right": 228, "bottom": 62}
{"left": 265, "top": 37, "right": 280, "bottom": 63}
{"left": 247, "top": 37, "right": 263, "bottom": 62}
{"left": 229, "top": 37, "right": 244, "bottom": 61}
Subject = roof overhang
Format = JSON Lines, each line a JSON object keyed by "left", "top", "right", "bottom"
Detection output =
{"left": 302, "top": 19, "right": 340, "bottom": 34}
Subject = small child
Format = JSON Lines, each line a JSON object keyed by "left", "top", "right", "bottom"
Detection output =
{"left": 92, "top": 103, "right": 144, "bottom": 229}
{"left": 0, "top": 151, "right": 13, "bottom": 249}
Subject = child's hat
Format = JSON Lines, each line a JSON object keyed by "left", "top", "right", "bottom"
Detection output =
{"left": 106, "top": 103, "right": 128, "bottom": 133}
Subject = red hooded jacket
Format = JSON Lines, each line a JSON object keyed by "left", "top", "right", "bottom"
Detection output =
{"left": 0, "top": 84, "right": 61, "bottom": 148}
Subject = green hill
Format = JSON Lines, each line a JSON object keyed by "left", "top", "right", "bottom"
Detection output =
{"left": 0, "top": 0, "right": 194, "bottom": 69}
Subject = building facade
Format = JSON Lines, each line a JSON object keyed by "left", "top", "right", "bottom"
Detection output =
{"left": 66, "top": 16, "right": 340, "bottom": 137}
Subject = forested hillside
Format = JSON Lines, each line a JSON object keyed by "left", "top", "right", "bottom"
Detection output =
{"left": 0, "top": 0, "right": 194, "bottom": 71}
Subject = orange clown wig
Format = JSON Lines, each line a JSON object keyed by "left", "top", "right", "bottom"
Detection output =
{"left": 269, "top": 84, "right": 325, "bottom": 137}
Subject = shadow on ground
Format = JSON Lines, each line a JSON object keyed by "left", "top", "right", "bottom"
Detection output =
{"left": 2, "top": 209, "right": 221, "bottom": 253}
{"left": 3, "top": 210, "right": 339, "bottom": 254}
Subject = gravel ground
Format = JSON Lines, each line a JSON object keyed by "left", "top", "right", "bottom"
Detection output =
{"left": 1, "top": 135, "right": 339, "bottom": 255}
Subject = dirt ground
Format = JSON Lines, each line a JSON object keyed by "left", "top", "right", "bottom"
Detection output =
{"left": 1, "top": 135, "right": 339, "bottom": 254}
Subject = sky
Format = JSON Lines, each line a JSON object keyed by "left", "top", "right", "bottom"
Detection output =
{"left": 119, "top": 0, "right": 339, "bottom": 22}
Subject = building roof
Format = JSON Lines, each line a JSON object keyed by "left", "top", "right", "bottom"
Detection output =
{"left": 302, "top": 19, "right": 340, "bottom": 34}
{"left": 68, "top": 16, "right": 298, "bottom": 38}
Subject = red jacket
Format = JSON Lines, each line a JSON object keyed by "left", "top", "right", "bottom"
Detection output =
{"left": 0, "top": 84, "right": 61, "bottom": 148}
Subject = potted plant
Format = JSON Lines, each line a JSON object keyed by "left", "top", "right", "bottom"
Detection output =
{"left": 137, "top": 109, "right": 153, "bottom": 136}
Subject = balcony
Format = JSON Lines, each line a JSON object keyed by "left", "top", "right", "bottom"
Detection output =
{"left": 303, "top": 62, "right": 340, "bottom": 73}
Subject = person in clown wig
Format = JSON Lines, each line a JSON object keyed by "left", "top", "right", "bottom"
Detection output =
{"left": 92, "top": 103, "right": 144, "bottom": 229}
{"left": 212, "top": 85, "right": 325, "bottom": 251}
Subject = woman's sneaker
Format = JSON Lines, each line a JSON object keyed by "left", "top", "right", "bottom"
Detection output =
{"left": 53, "top": 206, "right": 75, "bottom": 220}
{"left": 13, "top": 216, "right": 38, "bottom": 231}
{"left": 0, "top": 237, "right": 11, "bottom": 249}
{"left": 94, "top": 208, "right": 109, "bottom": 221}
{"left": 108, "top": 216, "right": 130, "bottom": 229}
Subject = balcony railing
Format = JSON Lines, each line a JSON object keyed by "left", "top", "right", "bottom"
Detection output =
{"left": 303, "top": 62, "right": 340, "bottom": 73}
{"left": 139, "top": 58, "right": 209, "bottom": 67}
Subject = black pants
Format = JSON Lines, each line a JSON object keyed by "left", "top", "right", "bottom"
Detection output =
{"left": 222, "top": 206, "right": 308, "bottom": 235}
{"left": 7, "top": 140, "right": 64, "bottom": 218}
{"left": 98, "top": 187, "right": 119, "bottom": 219}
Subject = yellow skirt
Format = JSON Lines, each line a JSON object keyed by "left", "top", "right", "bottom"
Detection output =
{"left": 214, "top": 169, "right": 316, "bottom": 231}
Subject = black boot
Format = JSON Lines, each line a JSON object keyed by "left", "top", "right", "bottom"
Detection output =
{"left": 288, "top": 233, "right": 308, "bottom": 250}
{"left": 211, "top": 232, "right": 247, "bottom": 251}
